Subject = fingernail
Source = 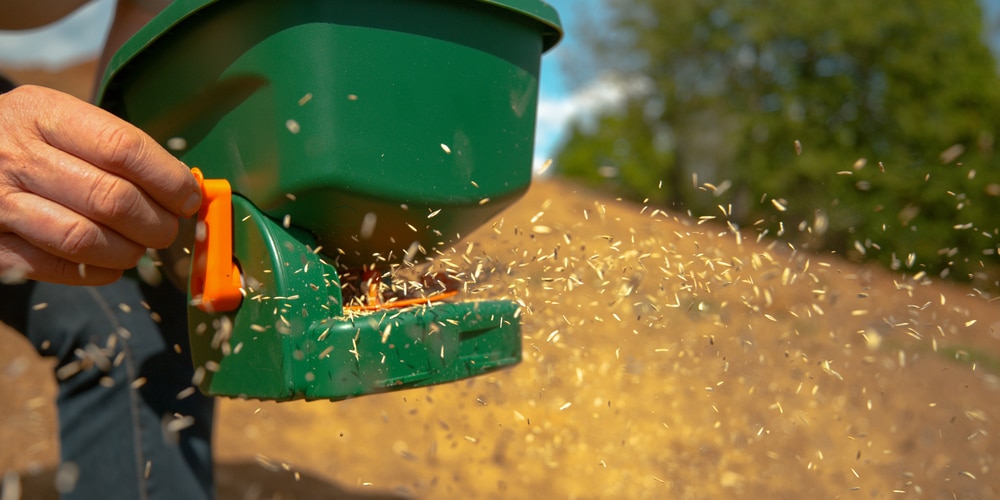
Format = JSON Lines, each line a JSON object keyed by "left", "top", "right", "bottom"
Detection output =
{"left": 182, "top": 190, "right": 202, "bottom": 216}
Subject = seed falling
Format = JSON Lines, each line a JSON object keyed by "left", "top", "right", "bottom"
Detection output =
{"left": 166, "top": 137, "right": 187, "bottom": 151}
{"left": 360, "top": 212, "right": 378, "bottom": 240}
{"left": 23, "top": 147, "right": 996, "bottom": 499}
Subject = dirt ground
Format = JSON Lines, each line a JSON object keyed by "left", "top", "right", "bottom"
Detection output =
{"left": 4, "top": 177, "right": 1000, "bottom": 499}
{"left": 3, "top": 62, "right": 1000, "bottom": 499}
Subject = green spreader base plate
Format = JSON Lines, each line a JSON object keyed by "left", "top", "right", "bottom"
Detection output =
{"left": 187, "top": 195, "right": 522, "bottom": 402}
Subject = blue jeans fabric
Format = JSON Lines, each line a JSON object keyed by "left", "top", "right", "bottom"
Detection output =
{"left": 21, "top": 279, "right": 214, "bottom": 500}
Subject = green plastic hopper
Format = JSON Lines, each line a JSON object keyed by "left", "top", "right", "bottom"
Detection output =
{"left": 96, "top": 0, "right": 561, "bottom": 401}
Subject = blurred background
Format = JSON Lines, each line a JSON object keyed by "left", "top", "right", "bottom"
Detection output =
{"left": 5, "top": 2, "right": 1000, "bottom": 498}
{"left": 548, "top": 0, "right": 1000, "bottom": 294}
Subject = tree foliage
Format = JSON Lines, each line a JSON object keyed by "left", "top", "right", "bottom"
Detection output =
{"left": 555, "top": 0, "right": 1000, "bottom": 283}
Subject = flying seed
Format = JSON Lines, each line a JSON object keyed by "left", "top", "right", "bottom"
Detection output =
{"left": 538, "top": 158, "right": 553, "bottom": 174}
{"left": 440, "top": 143, "right": 452, "bottom": 154}
{"left": 297, "top": 93, "right": 313, "bottom": 106}
{"left": 940, "top": 144, "right": 964, "bottom": 164}
{"left": 54, "top": 463, "right": 79, "bottom": 494}
{"left": 285, "top": 119, "right": 300, "bottom": 134}
{"left": 166, "top": 137, "right": 187, "bottom": 151}
{"left": 165, "top": 415, "right": 195, "bottom": 433}
{"left": 360, "top": 212, "right": 378, "bottom": 239}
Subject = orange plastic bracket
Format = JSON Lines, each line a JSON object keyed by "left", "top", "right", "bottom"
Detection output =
{"left": 190, "top": 168, "right": 243, "bottom": 313}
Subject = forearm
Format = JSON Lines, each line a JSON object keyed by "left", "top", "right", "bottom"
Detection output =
{"left": 0, "top": 0, "right": 91, "bottom": 30}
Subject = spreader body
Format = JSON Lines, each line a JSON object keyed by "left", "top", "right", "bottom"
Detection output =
{"left": 97, "top": 0, "right": 561, "bottom": 401}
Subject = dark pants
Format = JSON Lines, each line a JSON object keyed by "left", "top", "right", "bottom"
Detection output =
{"left": 23, "top": 279, "right": 214, "bottom": 499}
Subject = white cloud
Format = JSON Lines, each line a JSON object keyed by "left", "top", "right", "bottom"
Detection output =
{"left": 0, "top": 0, "right": 113, "bottom": 69}
{"left": 533, "top": 74, "right": 653, "bottom": 173}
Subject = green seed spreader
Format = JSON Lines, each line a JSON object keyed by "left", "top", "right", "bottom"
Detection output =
{"left": 96, "top": 0, "right": 561, "bottom": 401}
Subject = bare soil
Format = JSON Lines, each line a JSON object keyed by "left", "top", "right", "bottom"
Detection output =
{"left": 3, "top": 61, "right": 1000, "bottom": 499}
{"left": 4, "top": 178, "right": 1000, "bottom": 499}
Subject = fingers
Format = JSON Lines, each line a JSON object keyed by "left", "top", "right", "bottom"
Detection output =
{"left": 13, "top": 85, "right": 202, "bottom": 218}
{"left": 0, "top": 234, "right": 124, "bottom": 286}
{"left": 0, "top": 190, "right": 148, "bottom": 271}
{"left": 12, "top": 147, "right": 181, "bottom": 250}
{"left": 0, "top": 85, "right": 200, "bottom": 284}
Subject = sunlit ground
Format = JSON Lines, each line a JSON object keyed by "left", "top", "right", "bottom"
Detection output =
{"left": 4, "top": 177, "right": 1000, "bottom": 499}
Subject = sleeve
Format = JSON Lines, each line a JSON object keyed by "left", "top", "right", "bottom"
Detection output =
{"left": 0, "top": 282, "right": 36, "bottom": 333}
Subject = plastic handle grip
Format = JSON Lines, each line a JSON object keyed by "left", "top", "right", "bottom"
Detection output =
{"left": 190, "top": 168, "right": 243, "bottom": 313}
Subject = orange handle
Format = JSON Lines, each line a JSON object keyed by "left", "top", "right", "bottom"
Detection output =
{"left": 190, "top": 168, "right": 243, "bottom": 313}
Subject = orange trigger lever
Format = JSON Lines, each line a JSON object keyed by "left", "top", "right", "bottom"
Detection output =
{"left": 190, "top": 168, "right": 243, "bottom": 313}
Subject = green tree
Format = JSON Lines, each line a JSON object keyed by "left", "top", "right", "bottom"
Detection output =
{"left": 555, "top": 0, "right": 1000, "bottom": 283}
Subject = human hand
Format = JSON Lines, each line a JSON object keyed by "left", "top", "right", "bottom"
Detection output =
{"left": 0, "top": 85, "right": 201, "bottom": 285}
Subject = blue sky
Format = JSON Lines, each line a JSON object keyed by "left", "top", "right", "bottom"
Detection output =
{"left": 0, "top": 0, "right": 595, "bottom": 170}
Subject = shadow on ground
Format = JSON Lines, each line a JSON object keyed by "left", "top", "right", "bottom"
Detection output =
{"left": 11, "top": 461, "right": 408, "bottom": 500}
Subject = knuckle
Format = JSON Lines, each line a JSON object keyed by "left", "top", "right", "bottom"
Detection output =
{"left": 88, "top": 175, "right": 142, "bottom": 221}
{"left": 95, "top": 122, "right": 147, "bottom": 172}
{"left": 60, "top": 220, "right": 145, "bottom": 271}
{"left": 49, "top": 258, "right": 77, "bottom": 283}
{"left": 2, "top": 86, "right": 54, "bottom": 126}
{"left": 50, "top": 257, "right": 85, "bottom": 284}
{"left": 4, "top": 84, "right": 44, "bottom": 104}
{"left": 50, "top": 258, "right": 122, "bottom": 285}
{"left": 59, "top": 218, "right": 103, "bottom": 259}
